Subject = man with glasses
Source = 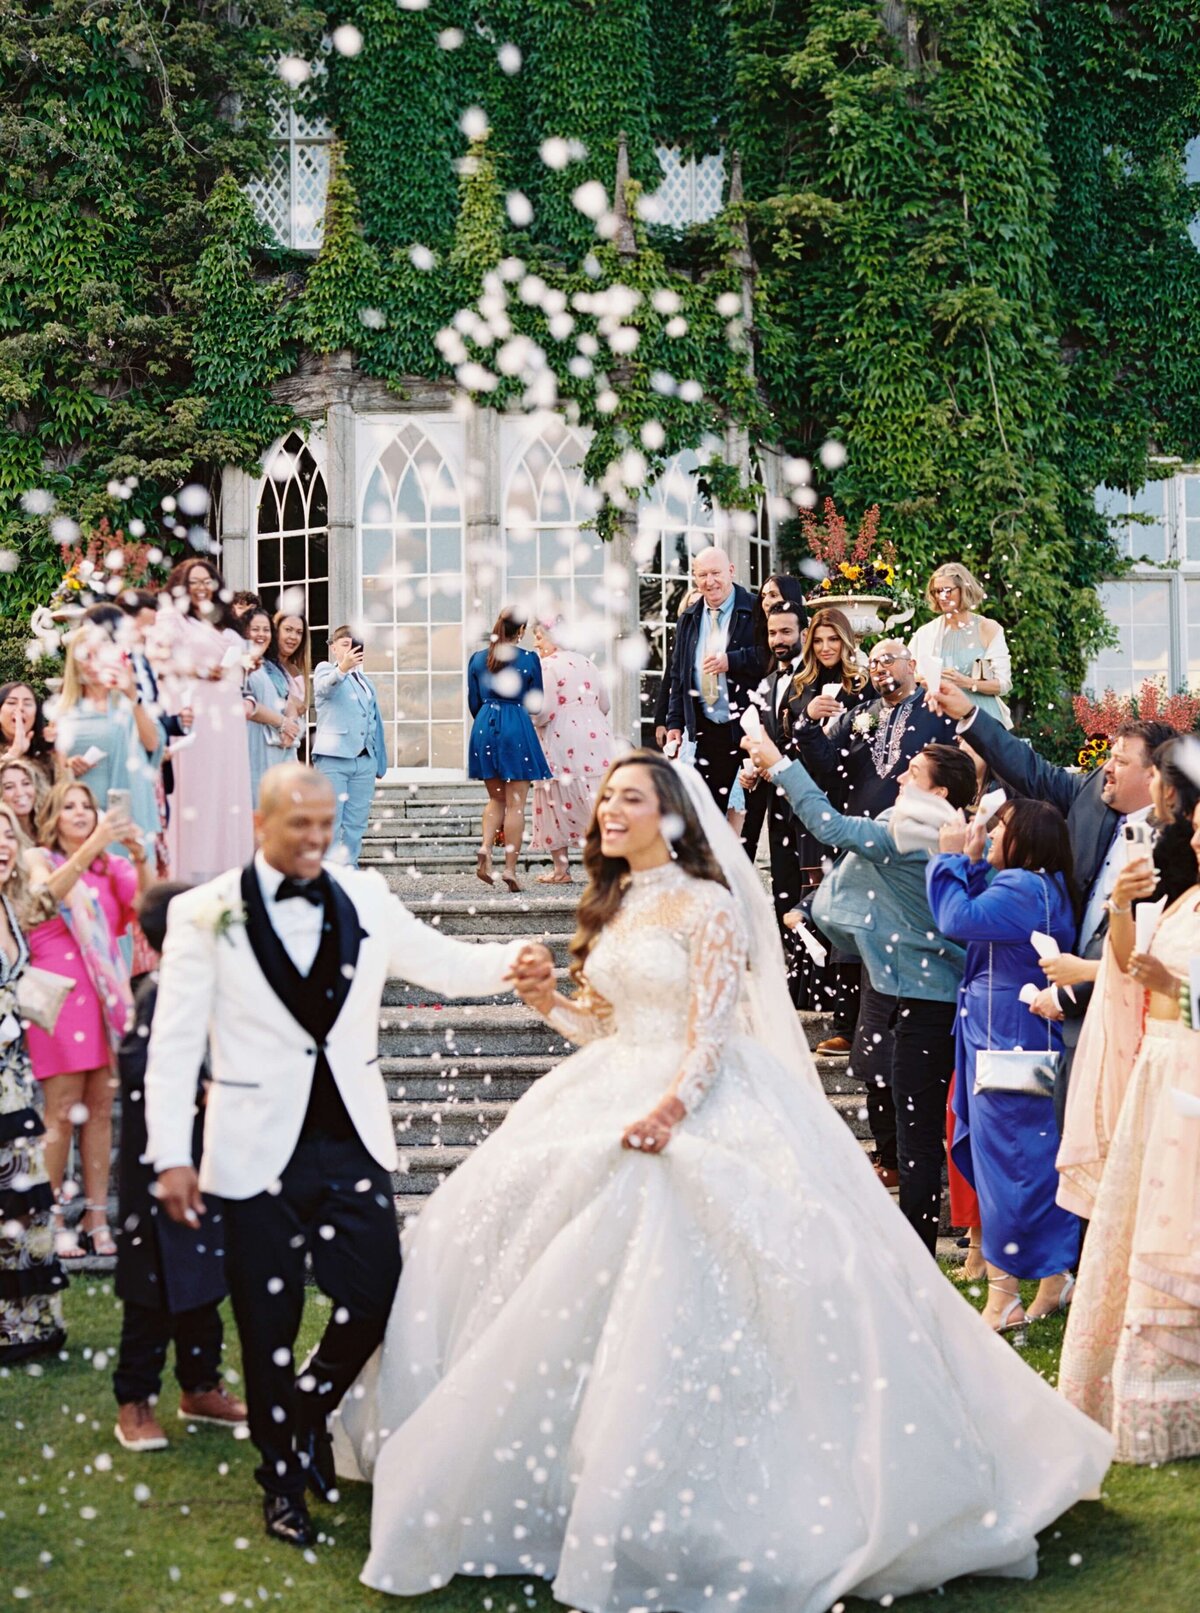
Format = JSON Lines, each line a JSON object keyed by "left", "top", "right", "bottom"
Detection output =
{"left": 792, "top": 639, "right": 957, "bottom": 820}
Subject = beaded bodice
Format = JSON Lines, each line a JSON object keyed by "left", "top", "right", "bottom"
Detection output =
{"left": 546, "top": 862, "right": 747, "bottom": 1112}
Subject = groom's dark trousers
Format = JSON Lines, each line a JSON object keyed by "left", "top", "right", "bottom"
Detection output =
{"left": 220, "top": 866, "right": 402, "bottom": 1501}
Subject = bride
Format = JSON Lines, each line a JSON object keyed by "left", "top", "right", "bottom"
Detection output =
{"left": 334, "top": 750, "right": 1112, "bottom": 1613}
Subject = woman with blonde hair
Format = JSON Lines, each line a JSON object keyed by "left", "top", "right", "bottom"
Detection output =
{"left": 0, "top": 800, "right": 67, "bottom": 1359}
{"left": 909, "top": 562, "right": 1013, "bottom": 727}
{"left": 1, "top": 758, "right": 48, "bottom": 843}
{"left": 25, "top": 779, "right": 148, "bottom": 1257}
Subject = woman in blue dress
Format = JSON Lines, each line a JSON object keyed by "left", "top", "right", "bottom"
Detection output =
{"left": 467, "top": 609, "right": 552, "bottom": 892}
{"left": 928, "top": 798, "right": 1080, "bottom": 1333}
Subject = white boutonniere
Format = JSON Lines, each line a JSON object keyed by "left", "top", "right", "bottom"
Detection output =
{"left": 194, "top": 893, "right": 246, "bottom": 945}
{"left": 851, "top": 709, "right": 878, "bottom": 737}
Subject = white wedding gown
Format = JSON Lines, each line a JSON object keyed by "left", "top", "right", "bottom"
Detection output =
{"left": 335, "top": 863, "right": 1112, "bottom": 1613}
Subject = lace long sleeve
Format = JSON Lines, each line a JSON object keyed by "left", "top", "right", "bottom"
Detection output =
{"left": 673, "top": 895, "right": 746, "bottom": 1114}
{"left": 546, "top": 986, "right": 614, "bottom": 1047}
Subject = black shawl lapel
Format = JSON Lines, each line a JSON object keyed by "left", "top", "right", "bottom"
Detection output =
{"left": 239, "top": 863, "right": 311, "bottom": 1030}
{"left": 326, "top": 873, "right": 366, "bottom": 1026}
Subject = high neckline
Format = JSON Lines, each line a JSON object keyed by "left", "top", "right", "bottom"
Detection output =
{"left": 625, "top": 860, "right": 684, "bottom": 888}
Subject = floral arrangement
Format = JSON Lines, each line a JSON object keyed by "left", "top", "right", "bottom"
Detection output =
{"left": 49, "top": 519, "right": 166, "bottom": 616}
{"left": 1072, "top": 679, "right": 1200, "bottom": 769}
{"left": 798, "top": 499, "right": 898, "bottom": 600}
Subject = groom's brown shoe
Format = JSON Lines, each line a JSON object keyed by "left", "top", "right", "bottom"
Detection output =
{"left": 263, "top": 1493, "right": 314, "bottom": 1548}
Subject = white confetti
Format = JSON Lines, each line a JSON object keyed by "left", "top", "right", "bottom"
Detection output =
{"left": 331, "top": 24, "right": 363, "bottom": 56}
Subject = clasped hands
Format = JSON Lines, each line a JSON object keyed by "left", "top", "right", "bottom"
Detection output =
{"left": 506, "top": 943, "right": 686, "bottom": 1153}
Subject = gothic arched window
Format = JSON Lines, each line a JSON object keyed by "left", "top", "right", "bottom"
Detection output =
{"left": 361, "top": 423, "right": 465, "bottom": 770}
{"left": 255, "top": 431, "right": 330, "bottom": 668}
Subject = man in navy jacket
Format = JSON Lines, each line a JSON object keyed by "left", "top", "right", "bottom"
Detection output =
{"left": 665, "top": 547, "right": 765, "bottom": 811}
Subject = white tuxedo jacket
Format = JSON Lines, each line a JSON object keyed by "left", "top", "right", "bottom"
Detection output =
{"left": 144, "top": 862, "right": 522, "bottom": 1199}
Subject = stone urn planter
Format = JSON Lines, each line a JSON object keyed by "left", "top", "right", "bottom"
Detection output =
{"left": 805, "top": 592, "right": 893, "bottom": 642}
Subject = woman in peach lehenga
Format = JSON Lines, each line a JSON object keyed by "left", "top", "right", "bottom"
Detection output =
{"left": 1057, "top": 801, "right": 1200, "bottom": 1465}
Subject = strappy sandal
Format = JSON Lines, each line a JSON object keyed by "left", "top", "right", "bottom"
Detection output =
{"left": 1026, "top": 1272, "right": 1075, "bottom": 1322}
{"left": 535, "top": 871, "right": 571, "bottom": 885}
{"left": 53, "top": 1214, "right": 86, "bottom": 1260}
{"left": 986, "top": 1280, "right": 1026, "bottom": 1334}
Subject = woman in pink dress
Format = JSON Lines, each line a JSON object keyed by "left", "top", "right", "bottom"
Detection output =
{"left": 25, "top": 780, "right": 149, "bottom": 1257}
{"left": 529, "top": 622, "right": 615, "bottom": 884}
{"left": 153, "top": 558, "right": 255, "bottom": 883}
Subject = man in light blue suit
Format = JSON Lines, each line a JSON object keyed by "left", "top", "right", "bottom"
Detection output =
{"left": 312, "top": 625, "right": 387, "bottom": 867}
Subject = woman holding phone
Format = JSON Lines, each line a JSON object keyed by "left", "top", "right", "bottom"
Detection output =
{"left": 25, "top": 780, "right": 149, "bottom": 1257}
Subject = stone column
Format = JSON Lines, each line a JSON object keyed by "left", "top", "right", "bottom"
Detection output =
{"left": 217, "top": 465, "right": 255, "bottom": 591}
{"left": 608, "top": 514, "right": 642, "bottom": 749}
{"left": 326, "top": 399, "right": 357, "bottom": 630}
{"left": 466, "top": 404, "right": 502, "bottom": 643}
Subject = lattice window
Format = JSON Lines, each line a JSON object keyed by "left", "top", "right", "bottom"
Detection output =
{"left": 245, "top": 88, "right": 331, "bottom": 251}
{"left": 361, "top": 424, "right": 466, "bottom": 770}
{"left": 255, "top": 431, "right": 330, "bottom": 669}
{"left": 647, "top": 145, "right": 726, "bottom": 228}
{"left": 749, "top": 486, "right": 773, "bottom": 593}
{"left": 635, "top": 451, "right": 718, "bottom": 744}
{"left": 503, "top": 419, "right": 611, "bottom": 662}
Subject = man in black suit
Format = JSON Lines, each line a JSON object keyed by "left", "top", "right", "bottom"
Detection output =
{"left": 794, "top": 640, "right": 957, "bottom": 820}
{"left": 665, "top": 547, "right": 765, "bottom": 811}
{"left": 739, "top": 602, "right": 807, "bottom": 993}
{"left": 931, "top": 683, "right": 1170, "bottom": 1126}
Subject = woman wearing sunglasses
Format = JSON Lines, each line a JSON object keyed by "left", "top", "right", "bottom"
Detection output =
{"left": 909, "top": 562, "right": 1013, "bottom": 728}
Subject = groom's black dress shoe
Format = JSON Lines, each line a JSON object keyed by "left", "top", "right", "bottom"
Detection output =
{"left": 263, "top": 1493, "right": 314, "bottom": 1548}
{"left": 297, "top": 1421, "right": 339, "bottom": 1503}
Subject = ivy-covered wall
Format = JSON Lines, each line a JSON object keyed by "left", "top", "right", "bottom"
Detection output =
{"left": 3, "top": 1, "right": 1199, "bottom": 724}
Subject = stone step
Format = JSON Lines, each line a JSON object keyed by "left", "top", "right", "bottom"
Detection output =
{"left": 397, "top": 895, "right": 579, "bottom": 933}
{"left": 384, "top": 957, "right": 572, "bottom": 1007}
{"left": 392, "top": 1099, "right": 512, "bottom": 1147}
{"left": 379, "top": 1004, "right": 566, "bottom": 1059}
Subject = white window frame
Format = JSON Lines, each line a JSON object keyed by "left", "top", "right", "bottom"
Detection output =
{"left": 245, "top": 87, "right": 332, "bottom": 252}
{"left": 1087, "top": 463, "right": 1200, "bottom": 695}
{"left": 646, "top": 144, "right": 726, "bottom": 228}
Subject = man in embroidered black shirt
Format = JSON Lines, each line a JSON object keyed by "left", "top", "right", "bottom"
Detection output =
{"left": 794, "top": 640, "right": 956, "bottom": 819}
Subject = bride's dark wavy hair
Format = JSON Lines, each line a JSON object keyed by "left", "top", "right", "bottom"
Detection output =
{"left": 569, "top": 750, "right": 728, "bottom": 989}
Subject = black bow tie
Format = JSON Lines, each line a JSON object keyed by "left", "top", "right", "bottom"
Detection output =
{"left": 275, "top": 877, "right": 323, "bottom": 907}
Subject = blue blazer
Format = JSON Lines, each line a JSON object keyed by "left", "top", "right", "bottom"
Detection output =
{"left": 312, "top": 661, "right": 388, "bottom": 777}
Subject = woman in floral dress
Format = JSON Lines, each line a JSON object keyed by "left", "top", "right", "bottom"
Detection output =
{"left": 529, "top": 621, "right": 615, "bottom": 884}
{"left": 0, "top": 802, "right": 66, "bottom": 1362}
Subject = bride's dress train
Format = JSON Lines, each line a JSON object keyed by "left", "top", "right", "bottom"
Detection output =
{"left": 335, "top": 863, "right": 1111, "bottom": 1613}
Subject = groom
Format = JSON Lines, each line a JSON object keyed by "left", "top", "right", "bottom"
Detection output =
{"left": 145, "top": 764, "right": 538, "bottom": 1546}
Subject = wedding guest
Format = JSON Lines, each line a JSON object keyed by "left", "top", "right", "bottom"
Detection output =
{"left": 116, "top": 589, "right": 192, "bottom": 840}
{"left": 933, "top": 679, "right": 1171, "bottom": 1121}
{"left": 529, "top": 619, "right": 614, "bottom": 885}
{"left": 779, "top": 606, "right": 869, "bottom": 1050}
{"left": 468, "top": 609, "right": 551, "bottom": 893}
{"left": 1, "top": 758, "right": 47, "bottom": 843}
{"left": 928, "top": 799, "right": 1080, "bottom": 1330}
{"left": 743, "top": 731, "right": 974, "bottom": 1252}
{"left": 795, "top": 640, "right": 956, "bottom": 820}
{"left": 112, "top": 880, "right": 246, "bottom": 1452}
{"left": 52, "top": 612, "right": 165, "bottom": 863}
{"left": 736, "top": 603, "right": 808, "bottom": 998}
{"left": 653, "top": 577, "right": 700, "bottom": 750}
{"left": 909, "top": 562, "right": 1013, "bottom": 727}
{"left": 0, "top": 681, "right": 58, "bottom": 787}
{"left": 751, "top": 572, "right": 809, "bottom": 672}
{"left": 312, "top": 626, "right": 387, "bottom": 868}
{"left": 1057, "top": 808, "right": 1200, "bottom": 1463}
{"left": 1056, "top": 738, "right": 1200, "bottom": 1219}
{"left": 740, "top": 591, "right": 826, "bottom": 859}
{"left": 26, "top": 781, "right": 146, "bottom": 1258}
{"left": 245, "top": 611, "right": 303, "bottom": 805}
{"left": 665, "top": 547, "right": 765, "bottom": 811}
{"left": 273, "top": 611, "right": 312, "bottom": 752}
{"left": 155, "top": 558, "right": 255, "bottom": 884}
{"left": 0, "top": 802, "right": 67, "bottom": 1362}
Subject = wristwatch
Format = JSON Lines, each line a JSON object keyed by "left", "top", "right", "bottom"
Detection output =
{"left": 971, "top": 681, "right": 978, "bottom": 693}
{"left": 1106, "top": 898, "right": 1131, "bottom": 916}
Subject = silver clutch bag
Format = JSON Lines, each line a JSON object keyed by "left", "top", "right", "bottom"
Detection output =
{"left": 974, "top": 1049, "right": 1060, "bottom": 1099}
{"left": 16, "top": 965, "right": 76, "bottom": 1034}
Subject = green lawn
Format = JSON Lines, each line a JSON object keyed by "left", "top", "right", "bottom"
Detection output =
{"left": 0, "top": 1281, "right": 1195, "bottom": 1613}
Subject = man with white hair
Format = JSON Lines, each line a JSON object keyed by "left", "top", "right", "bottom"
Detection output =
{"left": 665, "top": 547, "right": 765, "bottom": 811}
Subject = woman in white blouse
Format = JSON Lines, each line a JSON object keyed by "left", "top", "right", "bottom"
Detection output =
{"left": 909, "top": 561, "right": 1013, "bottom": 728}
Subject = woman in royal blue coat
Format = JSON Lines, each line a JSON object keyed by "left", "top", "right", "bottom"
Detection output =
{"left": 927, "top": 799, "right": 1081, "bottom": 1332}
{"left": 467, "top": 608, "right": 552, "bottom": 893}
